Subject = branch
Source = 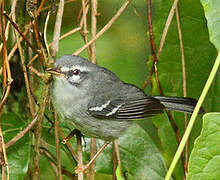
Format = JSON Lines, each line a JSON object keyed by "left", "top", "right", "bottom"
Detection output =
{"left": 54, "top": 111, "right": 62, "bottom": 180}
{"left": 156, "top": 0, "right": 179, "bottom": 60}
{"left": 4, "top": 12, "right": 38, "bottom": 53}
{"left": 76, "top": 133, "right": 84, "bottom": 180}
{"left": 175, "top": 6, "right": 188, "bottom": 176}
{"left": 5, "top": 116, "right": 38, "bottom": 148}
{"left": 74, "top": 0, "right": 132, "bottom": 55}
{"left": 88, "top": 0, "right": 98, "bottom": 179}
{"left": 0, "top": 1, "right": 11, "bottom": 179}
{"left": 80, "top": 0, "right": 91, "bottom": 57}
{"left": 51, "top": 0, "right": 65, "bottom": 57}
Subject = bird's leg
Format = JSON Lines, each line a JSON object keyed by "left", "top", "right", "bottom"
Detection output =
{"left": 62, "top": 129, "right": 82, "bottom": 144}
{"left": 75, "top": 142, "right": 110, "bottom": 174}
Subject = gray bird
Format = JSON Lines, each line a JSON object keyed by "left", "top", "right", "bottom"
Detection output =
{"left": 48, "top": 55, "right": 203, "bottom": 141}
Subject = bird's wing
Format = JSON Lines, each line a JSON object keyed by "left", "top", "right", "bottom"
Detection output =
{"left": 88, "top": 96, "right": 165, "bottom": 120}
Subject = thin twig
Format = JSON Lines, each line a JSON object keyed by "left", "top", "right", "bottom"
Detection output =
{"left": 27, "top": 54, "right": 39, "bottom": 67}
{"left": 31, "top": 2, "right": 50, "bottom": 177}
{"left": 80, "top": 0, "right": 91, "bottom": 57}
{"left": 40, "top": 141, "right": 58, "bottom": 177}
{"left": 146, "top": 0, "right": 163, "bottom": 94}
{"left": 88, "top": 138, "right": 96, "bottom": 180}
{"left": 58, "top": 128, "right": 78, "bottom": 162}
{"left": 54, "top": 111, "right": 62, "bottom": 180}
{"left": 147, "top": 0, "right": 157, "bottom": 65}
{"left": 113, "top": 140, "right": 123, "bottom": 180}
{"left": 28, "top": 66, "right": 44, "bottom": 77}
{"left": 112, "top": 144, "right": 117, "bottom": 180}
{"left": 51, "top": 0, "right": 65, "bottom": 57}
{"left": 0, "top": 1, "right": 13, "bottom": 115}
{"left": 27, "top": 26, "right": 82, "bottom": 67}
{"left": 75, "top": 143, "right": 109, "bottom": 174}
{"left": 40, "top": 146, "right": 76, "bottom": 179}
{"left": 0, "top": 1, "right": 10, "bottom": 179}
{"left": 4, "top": 12, "right": 38, "bottom": 53}
{"left": 32, "top": 83, "right": 50, "bottom": 180}
{"left": 8, "top": 28, "right": 29, "bottom": 61}
{"left": 156, "top": 0, "right": 179, "bottom": 60}
{"left": 145, "top": 0, "right": 183, "bottom": 169}
{"left": 44, "top": 11, "right": 51, "bottom": 61}
{"left": 28, "top": 32, "right": 36, "bottom": 116}
{"left": 76, "top": 133, "right": 84, "bottom": 180}
{"left": 90, "top": 0, "right": 98, "bottom": 64}
{"left": 36, "top": 0, "right": 47, "bottom": 17}
{"left": 88, "top": 0, "right": 98, "bottom": 179}
{"left": 5, "top": 116, "right": 38, "bottom": 148}
{"left": 40, "top": 0, "right": 77, "bottom": 13}
{"left": 59, "top": 27, "right": 81, "bottom": 40}
{"left": 31, "top": 17, "right": 47, "bottom": 67}
{"left": 74, "top": 0, "right": 132, "bottom": 55}
{"left": 175, "top": 6, "right": 187, "bottom": 177}
{"left": 13, "top": 20, "right": 36, "bottom": 117}
{"left": 142, "top": 67, "right": 154, "bottom": 89}
{"left": 0, "top": 127, "right": 9, "bottom": 180}
{"left": 0, "top": 13, "right": 10, "bottom": 54}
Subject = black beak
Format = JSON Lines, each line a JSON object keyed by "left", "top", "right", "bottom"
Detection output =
{"left": 46, "top": 67, "right": 62, "bottom": 76}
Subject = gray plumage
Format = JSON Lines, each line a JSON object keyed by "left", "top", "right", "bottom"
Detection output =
{"left": 49, "top": 55, "right": 203, "bottom": 141}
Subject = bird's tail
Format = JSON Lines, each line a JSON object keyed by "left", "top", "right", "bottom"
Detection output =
{"left": 153, "top": 96, "right": 204, "bottom": 114}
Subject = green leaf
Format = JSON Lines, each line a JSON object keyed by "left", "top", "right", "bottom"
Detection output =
{"left": 1, "top": 113, "right": 30, "bottom": 180}
{"left": 200, "top": 0, "right": 220, "bottom": 51}
{"left": 118, "top": 124, "right": 168, "bottom": 180}
{"left": 147, "top": 0, "right": 218, "bottom": 179}
{"left": 187, "top": 113, "right": 220, "bottom": 180}
{"left": 116, "top": 165, "right": 125, "bottom": 180}
{"left": 200, "top": 0, "right": 220, "bottom": 112}
{"left": 94, "top": 124, "right": 168, "bottom": 180}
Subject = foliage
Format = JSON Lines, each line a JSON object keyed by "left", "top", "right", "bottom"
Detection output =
{"left": 187, "top": 113, "right": 220, "bottom": 180}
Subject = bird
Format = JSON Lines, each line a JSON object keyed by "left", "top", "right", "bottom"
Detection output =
{"left": 47, "top": 55, "right": 203, "bottom": 142}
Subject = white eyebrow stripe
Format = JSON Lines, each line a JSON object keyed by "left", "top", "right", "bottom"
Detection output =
{"left": 60, "top": 66, "right": 90, "bottom": 72}
{"left": 89, "top": 100, "right": 111, "bottom": 111}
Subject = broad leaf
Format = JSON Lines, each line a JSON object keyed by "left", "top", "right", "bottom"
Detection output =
{"left": 148, "top": 0, "right": 218, "bottom": 179}
{"left": 187, "top": 113, "right": 220, "bottom": 180}
{"left": 200, "top": 0, "right": 220, "bottom": 51}
{"left": 1, "top": 113, "right": 30, "bottom": 180}
{"left": 92, "top": 124, "right": 168, "bottom": 180}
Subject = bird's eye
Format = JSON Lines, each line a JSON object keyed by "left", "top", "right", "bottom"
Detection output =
{"left": 69, "top": 69, "right": 80, "bottom": 76}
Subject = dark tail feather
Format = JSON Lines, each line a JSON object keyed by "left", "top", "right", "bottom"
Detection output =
{"left": 153, "top": 96, "right": 204, "bottom": 114}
